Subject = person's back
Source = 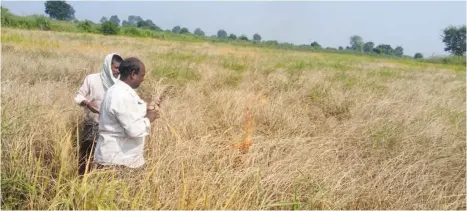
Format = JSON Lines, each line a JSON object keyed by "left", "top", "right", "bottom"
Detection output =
{"left": 95, "top": 80, "right": 149, "bottom": 168}
{"left": 94, "top": 57, "right": 160, "bottom": 169}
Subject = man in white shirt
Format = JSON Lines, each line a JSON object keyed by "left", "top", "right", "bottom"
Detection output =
{"left": 94, "top": 57, "right": 160, "bottom": 169}
{"left": 74, "top": 53, "right": 123, "bottom": 175}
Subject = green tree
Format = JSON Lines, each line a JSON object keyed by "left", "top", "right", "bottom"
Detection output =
{"left": 264, "top": 40, "right": 278, "bottom": 45}
{"left": 194, "top": 28, "right": 205, "bottom": 36}
{"left": 128, "top": 15, "right": 143, "bottom": 26}
{"left": 44, "top": 0, "right": 75, "bottom": 21}
{"left": 414, "top": 53, "right": 424, "bottom": 59}
{"left": 35, "top": 15, "right": 51, "bottom": 30}
{"left": 442, "top": 25, "right": 466, "bottom": 56}
{"left": 121, "top": 20, "right": 130, "bottom": 26}
{"left": 180, "top": 27, "right": 190, "bottom": 34}
{"left": 217, "top": 29, "right": 227, "bottom": 38}
{"left": 363, "top": 42, "right": 374, "bottom": 53}
{"left": 338, "top": 46, "right": 344, "bottom": 50}
{"left": 100, "top": 16, "right": 108, "bottom": 23}
{"left": 253, "top": 33, "right": 262, "bottom": 41}
{"left": 172, "top": 25, "right": 181, "bottom": 33}
{"left": 310, "top": 41, "right": 322, "bottom": 49}
{"left": 137, "top": 19, "right": 159, "bottom": 30}
{"left": 394, "top": 46, "right": 404, "bottom": 56}
{"left": 229, "top": 33, "right": 237, "bottom": 40}
{"left": 77, "top": 20, "right": 94, "bottom": 32}
{"left": 109, "top": 15, "right": 120, "bottom": 26}
{"left": 1, "top": 7, "right": 15, "bottom": 26}
{"left": 239, "top": 35, "right": 249, "bottom": 41}
{"left": 101, "top": 21, "right": 119, "bottom": 35}
{"left": 373, "top": 44, "right": 394, "bottom": 55}
{"left": 350, "top": 35, "right": 364, "bottom": 51}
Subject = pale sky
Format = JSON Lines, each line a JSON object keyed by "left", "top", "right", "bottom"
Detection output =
{"left": 2, "top": 1, "right": 466, "bottom": 56}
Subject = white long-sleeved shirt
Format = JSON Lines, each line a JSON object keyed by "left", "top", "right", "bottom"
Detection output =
{"left": 74, "top": 73, "right": 105, "bottom": 123}
{"left": 94, "top": 80, "right": 151, "bottom": 168}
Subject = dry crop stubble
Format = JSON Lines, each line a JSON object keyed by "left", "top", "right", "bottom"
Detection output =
{"left": 1, "top": 28, "right": 465, "bottom": 210}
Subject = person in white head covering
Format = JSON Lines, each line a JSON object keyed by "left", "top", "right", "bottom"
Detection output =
{"left": 100, "top": 53, "right": 122, "bottom": 91}
{"left": 74, "top": 53, "right": 123, "bottom": 175}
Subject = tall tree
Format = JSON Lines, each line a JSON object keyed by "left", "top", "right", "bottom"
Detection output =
{"left": 238, "top": 35, "right": 249, "bottom": 41}
{"left": 217, "top": 29, "right": 227, "bottom": 38}
{"left": 310, "top": 41, "right": 322, "bottom": 48}
{"left": 253, "top": 33, "right": 262, "bottom": 41}
{"left": 373, "top": 44, "right": 394, "bottom": 55}
{"left": 414, "top": 53, "right": 424, "bottom": 59}
{"left": 180, "top": 27, "right": 190, "bottom": 34}
{"left": 194, "top": 28, "right": 205, "bottom": 36}
{"left": 44, "top": 0, "right": 75, "bottom": 21}
{"left": 1, "top": 7, "right": 15, "bottom": 26}
{"left": 172, "top": 26, "right": 181, "bottom": 33}
{"left": 229, "top": 33, "right": 237, "bottom": 40}
{"left": 128, "top": 15, "right": 143, "bottom": 26}
{"left": 363, "top": 42, "right": 375, "bottom": 53}
{"left": 350, "top": 35, "right": 364, "bottom": 51}
{"left": 442, "top": 25, "right": 466, "bottom": 56}
{"left": 100, "top": 16, "right": 108, "bottom": 23}
{"left": 121, "top": 20, "right": 130, "bottom": 26}
{"left": 137, "top": 19, "right": 159, "bottom": 30}
{"left": 109, "top": 15, "right": 120, "bottom": 26}
{"left": 394, "top": 46, "right": 404, "bottom": 56}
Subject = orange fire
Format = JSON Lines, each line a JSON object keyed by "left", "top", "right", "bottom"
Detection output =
{"left": 235, "top": 107, "right": 254, "bottom": 154}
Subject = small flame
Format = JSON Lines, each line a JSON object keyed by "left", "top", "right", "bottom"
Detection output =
{"left": 235, "top": 107, "right": 254, "bottom": 154}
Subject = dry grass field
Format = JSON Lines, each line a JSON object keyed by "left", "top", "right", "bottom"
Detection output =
{"left": 1, "top": 28, "right": 466, "bottom": 210}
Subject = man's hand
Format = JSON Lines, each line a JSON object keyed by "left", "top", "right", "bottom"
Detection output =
{"left": 145, "top": 105, "right": 160, "bottom": 122}
{"left": 147, "top": 99, "right": 161, "bottom": 111}
{"left": 86, "top": 99, "right": 100, "bottom": 114}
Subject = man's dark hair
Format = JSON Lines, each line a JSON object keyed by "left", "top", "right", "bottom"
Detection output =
{"left": 119, "top": 57, "right": 142, "bottom": 79}
{"left": 112, "top": 54, "right": 123, "bottom": 63}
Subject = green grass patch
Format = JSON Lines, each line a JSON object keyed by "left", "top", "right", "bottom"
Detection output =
{"left": 159, "top": 51, "right": 208, "bottom": 65}
{"left": 274, "top": 62, "right": 286, "bottom": 69}
{"left": 282, "top": 60, "right": 312, "bottom": 75}
{"left": 222, "top": 72, "right": 244, "bottom": 88}
{"left": 292, "top": 60, "right": 309, "bottom": 71}
{"left": 222, "top": 57, "right": 249, "bottom": 72}
{"left": 1, "top": 32, "right": 60, "bottom": 49}
{"left": 1, "top": 33, "right": 27, "bottom": 44}
{"left": 305, "top": 83, "right": 353, "bottom": 120}
{"left": 325, "top": 71, "right": 359, "bottom": 89}
{"left": 364, "top": 81, "right": 389, "bottom": 94}
{"left": 1, "top": 172, "right": 35, "bottom": 210}
{"left": 306, "top": 86, "right": 330, "bottom": 104}
{"left": 367, "top": 69, "right": 397, "bottom": 78}
{"left": 328, "top": 60, "right": 352, "bottom": 70}
{"left": 369, "top": 121, "right": 403, "bottom": 152}
{"left": 151, "top": 65, "right": 201, "bottom": 85}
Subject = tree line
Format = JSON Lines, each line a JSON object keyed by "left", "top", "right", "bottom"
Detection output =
{"left": 98, "top": 15, "right": 263, "bottom": 42}
{"left": 6, "top": 0, "right": 467, "bottom": 59}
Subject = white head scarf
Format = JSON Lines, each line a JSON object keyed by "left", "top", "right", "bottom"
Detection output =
{"left": 100, "top": 53, "right": 121, "bottom": 91}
